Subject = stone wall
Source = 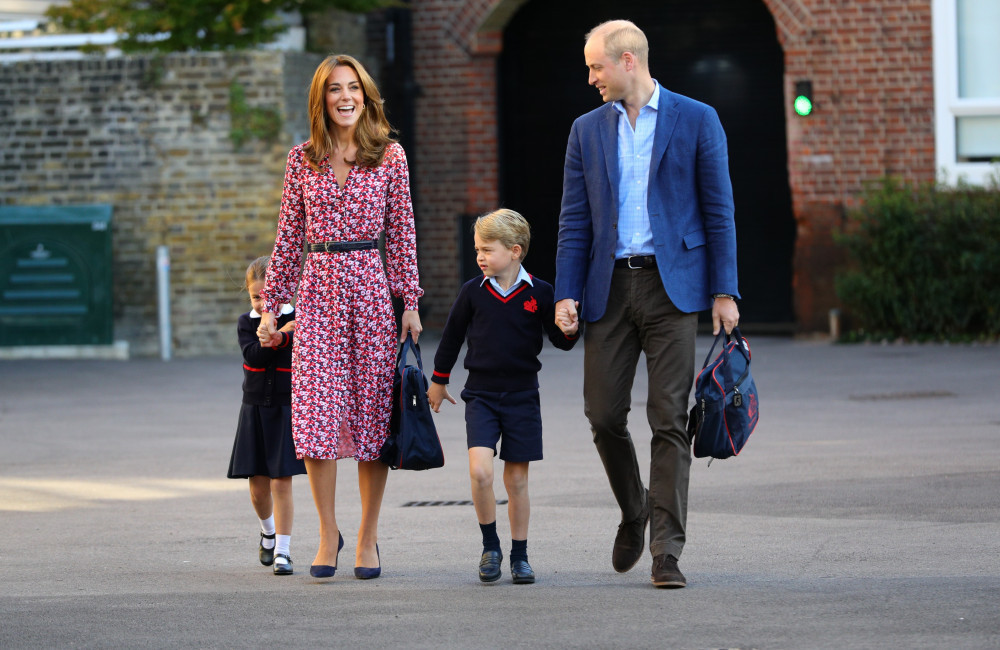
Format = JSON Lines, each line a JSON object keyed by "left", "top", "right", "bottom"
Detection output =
{"left": 1, "top": 51, "right": 324, "bottom": 356}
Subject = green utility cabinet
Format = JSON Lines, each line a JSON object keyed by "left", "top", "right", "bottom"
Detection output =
{"left": 0, "top": 205, "right": 113, "bottom": 346}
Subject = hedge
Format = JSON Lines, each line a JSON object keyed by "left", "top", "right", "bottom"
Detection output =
{"left": 835, "top": 175, "right": 1000, "bottom": 342}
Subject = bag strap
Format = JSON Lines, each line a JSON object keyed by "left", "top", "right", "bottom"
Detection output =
{"left": 397, "top": 333, "right": 424, "bottom": 373}
{"left": 700, "top": 330, "right": 727, "bottom": 369}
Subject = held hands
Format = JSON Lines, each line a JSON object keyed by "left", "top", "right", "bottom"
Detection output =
{"left": 712, "top": 296, "right": 740, "bottom": 335}
{"left": 427, "top": 382, "right": 456, "bottom": 413}
{"left": 257, "top": 312, "right": 278, "bottom": 347}
{"left": 554, "top": 298, "right": 580, "bottom": 336}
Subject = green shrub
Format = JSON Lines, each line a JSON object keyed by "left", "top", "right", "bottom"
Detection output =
{"left": 835, "top": 175, "right": 1000, "bottom": 341}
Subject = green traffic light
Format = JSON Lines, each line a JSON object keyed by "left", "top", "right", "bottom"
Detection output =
{"left": 794, "top": 95, "right": 813, "bottom": 116}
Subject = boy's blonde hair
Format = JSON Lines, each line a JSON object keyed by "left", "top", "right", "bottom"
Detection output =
{"left": 474, "top": 209, "right": 531, "bottom": 259}
{"left": 245, "top": 255, "right": 270, "bottom": 289}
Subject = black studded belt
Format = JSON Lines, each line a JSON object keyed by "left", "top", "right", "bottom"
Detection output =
{"left": 307, "top": 239, "right": 378, "bottom": 253}
{"left": 614, "top": 255, "right": 657, "bottom": 269}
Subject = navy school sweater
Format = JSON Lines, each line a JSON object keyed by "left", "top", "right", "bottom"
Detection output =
{"left": 238, "top": 309, "right": 294, "bottom": 406}
{"left": 431, "top": 275, "right": 578, "bottom": 392}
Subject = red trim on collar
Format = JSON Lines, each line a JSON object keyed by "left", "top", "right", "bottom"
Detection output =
{"left": 484, "top": 282, "right": 530, "bottom": 303}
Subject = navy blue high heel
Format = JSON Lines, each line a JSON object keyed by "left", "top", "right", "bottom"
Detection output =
{"left": 354, "top": 545, "right": 381, "bottom": 580}
{"left": 310, "top": 533, "right": 344, "bottom": 578}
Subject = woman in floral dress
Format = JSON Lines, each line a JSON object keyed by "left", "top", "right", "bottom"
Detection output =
{"left": 257, "top": 54, "right": 423, "bottom": 579}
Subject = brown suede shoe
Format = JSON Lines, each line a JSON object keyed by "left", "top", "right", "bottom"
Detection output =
{"left": 651, "top": 554, "right": 686, "bottom": 588}
{"left": 611, "top": 492, "right": 649, "bottom": 573}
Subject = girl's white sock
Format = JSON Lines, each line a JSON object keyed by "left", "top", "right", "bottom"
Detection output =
{"left": 275, "top": 534, "right": 291, "bottom": 556}
{"left": 259, "top": 515, "right": 276, "bottom": 549}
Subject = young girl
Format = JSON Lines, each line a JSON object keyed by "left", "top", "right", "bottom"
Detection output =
{"left": 227, "top": 256, "right": 306, "bottom": 575}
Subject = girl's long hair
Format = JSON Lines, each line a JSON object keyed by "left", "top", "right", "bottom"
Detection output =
{"left": 303, "top": 54, "right": 395, "bottom": 172}
{"left": 245, "top": 255, "right": 269, "bottom": 289}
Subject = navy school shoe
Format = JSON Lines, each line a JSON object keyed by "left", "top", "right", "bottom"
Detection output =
{"left": 259, "top": 532, "right": 276, "bottom": 567}
{"left": 479, "top": 550, "right": 502, "bottom": 583}
{"left": 354, "top": 545, "right": 381, "bottom": 580}
{"left": 310, "top": 533, "right": 344, "bottom": 578}
{"left": 510, "top": 559, "right": 535, "bottom": 584}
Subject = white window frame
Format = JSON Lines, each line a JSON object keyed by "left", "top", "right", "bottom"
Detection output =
{"left": 932, "top": 0, "right": 1000, "bottom": 185}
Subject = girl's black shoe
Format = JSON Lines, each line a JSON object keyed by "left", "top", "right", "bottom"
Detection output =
{"left": 273, "top": 553, "right": 293, "bottom": 575}
{"left": 259, "top": 532, "right": 276, "bottom": 566}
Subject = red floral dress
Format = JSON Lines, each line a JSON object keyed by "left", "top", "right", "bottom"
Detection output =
{"left": 260, "top": 142, "right": 423, "bottom": 461}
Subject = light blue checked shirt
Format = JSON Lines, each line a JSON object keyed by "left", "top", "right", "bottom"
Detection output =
{"left": 613, "top": 82, "right": 660, "bottom": 258}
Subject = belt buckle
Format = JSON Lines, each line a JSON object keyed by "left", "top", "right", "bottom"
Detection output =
{"left": 627, "top": 255, "right": 642, "bottom": 269}
{"left": 323, "top": 242, "right": 333, "bottom": 253}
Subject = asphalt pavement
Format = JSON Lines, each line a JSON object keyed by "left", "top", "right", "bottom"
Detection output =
{"left": 1, "top": 334, "right": 999, "bottom": 649}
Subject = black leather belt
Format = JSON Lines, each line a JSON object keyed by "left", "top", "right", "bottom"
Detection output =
{"left": 307, "top": 239, "right": 378, "bottom": 253}
{"left": 614, "top": 255, "right": 657, "bottom": 269}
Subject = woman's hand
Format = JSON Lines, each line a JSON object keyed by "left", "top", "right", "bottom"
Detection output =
{"left": 400, "top": 309, "right": 422, "bottom": 343}
{"left": 257, "top": 312, "right": 278, "bottom": 347}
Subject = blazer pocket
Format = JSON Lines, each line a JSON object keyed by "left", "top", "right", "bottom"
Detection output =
{"left": 683, "top": 230, "right": 707, "bottom": 250}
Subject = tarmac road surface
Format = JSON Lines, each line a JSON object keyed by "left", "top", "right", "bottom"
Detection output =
{"left": 1, "top": 335, "right": 998, "bottom": 648}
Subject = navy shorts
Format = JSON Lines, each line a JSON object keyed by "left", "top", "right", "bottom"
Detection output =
{"left": 460, "top": 388, "right": 543, "bottom": 462}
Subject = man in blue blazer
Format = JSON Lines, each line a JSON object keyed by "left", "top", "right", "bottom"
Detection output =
{"left": 555, "top": 19, "right": 741, "bottom": 588}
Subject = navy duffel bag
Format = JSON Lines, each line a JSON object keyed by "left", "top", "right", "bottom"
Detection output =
{"left": 688, "top": 326, "right": 759, "bottom": 462}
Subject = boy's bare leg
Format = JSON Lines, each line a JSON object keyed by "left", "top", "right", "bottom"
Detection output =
{"left": 470, "top": 446, "right": 503, "bottom": 581}
{"left": 468, "top": 447, "right": 496, "bottom": 523}
{"left": 503, "top": 461, "right": 530, "bottom": 539}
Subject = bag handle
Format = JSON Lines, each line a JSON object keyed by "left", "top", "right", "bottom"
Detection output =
{"left": 397, "top": 333, "right": 424, "bottom": 373}
{"left": 700, "top": 326, "right": 751, "bottom": 369}
{"left": 700, "top": 329, "right": 727, "bottom": 369}
{"left": 729, "top": 326, "right": 750, "bottom": 364}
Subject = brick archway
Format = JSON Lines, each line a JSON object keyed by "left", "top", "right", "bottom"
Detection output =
{"left": 409, "top": 0, "right": 936, "bottom": 332}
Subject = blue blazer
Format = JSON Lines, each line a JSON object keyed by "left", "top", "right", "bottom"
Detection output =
{"left": 555, "top": 85, "right": 740, "bottom": 322}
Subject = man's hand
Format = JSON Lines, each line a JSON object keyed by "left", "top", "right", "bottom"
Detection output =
{"left": 427, "top": 382, "right": 456, "bottom": 413}
{"left": 712, "top": 296, "right": 740, "bottom": 335}
{"left": 555, "top": 298, "right": 580, "bottom": 335}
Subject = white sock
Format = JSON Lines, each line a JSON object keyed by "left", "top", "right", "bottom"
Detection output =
{"left": 260, "top": 515, "right": 276, "bottom": 549}
{"left": 275, "top": 534, "right": 291, "bottom": 556}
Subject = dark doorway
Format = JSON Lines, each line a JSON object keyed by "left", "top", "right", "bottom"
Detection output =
{"left": 498, "top": 0, "right": 795, "bottom": 327}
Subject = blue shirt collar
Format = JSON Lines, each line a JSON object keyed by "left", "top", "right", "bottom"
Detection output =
{"left": 480, "top": 265, "right": 533, "bottom": 294}
{"left": 612, "top": 80, "right": 660, "bottom": 116}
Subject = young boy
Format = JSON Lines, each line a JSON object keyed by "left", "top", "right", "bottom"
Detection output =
{"left": 428, "top": 209, "right": 579, "bottom": 584}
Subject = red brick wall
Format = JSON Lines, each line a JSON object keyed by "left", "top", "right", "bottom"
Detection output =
{"left": 409, "top": 0, "right": 501, "bottom": 326}
{"left": 410, "top": 0, "right": 936, "bottom": 332}
{"left": 764, "top": 0, "right": 935, "bottom": 330}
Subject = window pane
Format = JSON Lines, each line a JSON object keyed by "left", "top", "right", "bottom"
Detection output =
{"left": 957, "top": 0, "right": 1000, "bottom": 98}
{"left": 956, "top": 116, "right": 1000, "bottom": 161}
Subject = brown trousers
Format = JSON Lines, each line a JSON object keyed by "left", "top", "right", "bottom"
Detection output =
{"left": 583, "top": 267, "right": 697, "bottom": 560}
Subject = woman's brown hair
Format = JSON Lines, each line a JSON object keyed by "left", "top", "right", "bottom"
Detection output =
{"left": 303, "top": 54, "right": 395, "bottom": 172}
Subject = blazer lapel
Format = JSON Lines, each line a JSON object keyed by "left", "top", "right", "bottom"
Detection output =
{"left": 599, "top": 105, "right": 620, "bottom": 216}
{"left": 650, "top": 85, "right": 679, "bottom": 174}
